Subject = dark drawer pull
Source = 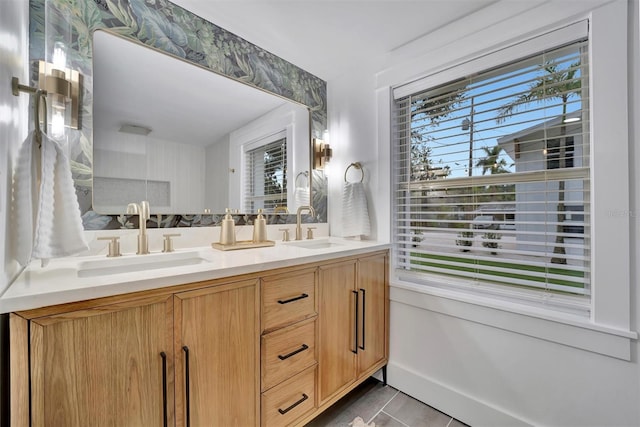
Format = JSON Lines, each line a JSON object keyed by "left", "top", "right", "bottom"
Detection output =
{"left": 278, "top": 393, "right": 309, "bottom": 415}
{"left": 359, "top": 288, "right": 366, "bottom": 350}
{"left": 160, "top": 352, "right": 168, "bottom": 427}
{"left": 352, "top": 290, "right": 358, "bottom": 354}
{"left": 278, "top": 344, "right": 309, "bottom": 360}
{"left": 183, "top": 346, "right": 191, "bottom": 427}
{"left": 277, "top": 293, "right": 309, "bottom": 304}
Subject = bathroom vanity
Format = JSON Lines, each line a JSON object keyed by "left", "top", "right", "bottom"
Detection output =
{"left": 4, "top": 238, "right": 389, "bottom": 427}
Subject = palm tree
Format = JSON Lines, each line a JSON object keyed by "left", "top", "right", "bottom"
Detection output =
{"left": 410, "top": 88, "right": 465, "bottom": 181}
{"left": 496, "top": 60, "right": 583, "bottom": 264}
{"left": 475, "top": 145, "right": 510, "bottom": 175}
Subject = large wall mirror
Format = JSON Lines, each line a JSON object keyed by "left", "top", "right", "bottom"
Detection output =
{"left": 93, "top": 30, "right": 311, "bottom": 215}
{"left": 30, "top": 0, "right": 327, "bottom": 229}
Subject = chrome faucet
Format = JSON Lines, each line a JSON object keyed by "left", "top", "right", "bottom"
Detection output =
{"left": 295, "top": 205, "right": 316, "bottom": 240}
{"left": 127, "top": 201, "right": 150, "bottom": 254}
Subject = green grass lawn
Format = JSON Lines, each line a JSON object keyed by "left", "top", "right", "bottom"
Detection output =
{"left": 411, "top": 252, "right": 584, "bottom": 289}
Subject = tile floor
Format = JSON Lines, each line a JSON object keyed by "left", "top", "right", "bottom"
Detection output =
{"left": 306, "top": 377, "right": 469, "bottom": 427}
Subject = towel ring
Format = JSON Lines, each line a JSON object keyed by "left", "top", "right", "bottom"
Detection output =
{"left": 344, "top": 162, "right": 364, "bottom": 183}
{"left": 296, "top": 171, "right": 309, "bottom": 186}
{"left": 11, "top": 77, "right": 47, "bottom": 147}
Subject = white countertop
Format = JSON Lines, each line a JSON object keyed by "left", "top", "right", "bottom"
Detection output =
{"left": 1, "top": 237, "right": 389, "bottom": 313}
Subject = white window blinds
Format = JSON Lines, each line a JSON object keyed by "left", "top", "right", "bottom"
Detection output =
{"left": 392, "top": 38, "right": 590, "bottom": 300}
{"left": 244, "top": 136, "right": 287, "bottom": 212}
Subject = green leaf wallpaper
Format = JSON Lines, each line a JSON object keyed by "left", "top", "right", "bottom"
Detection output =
{"left": 30, "top": 0, "right": 327, "bottom": 229}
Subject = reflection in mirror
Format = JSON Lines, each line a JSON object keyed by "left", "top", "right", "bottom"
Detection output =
{"left": 92, "top": 30, "right": 311, "bottom": 215}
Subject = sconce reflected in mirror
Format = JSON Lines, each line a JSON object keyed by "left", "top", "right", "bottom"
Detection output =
{"left": 313, "top": 137, "right": 333, "bottom": 170}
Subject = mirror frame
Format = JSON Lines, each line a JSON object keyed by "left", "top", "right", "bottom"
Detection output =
{"left": 30, "top": 0, "right": 327, "bottom": 229}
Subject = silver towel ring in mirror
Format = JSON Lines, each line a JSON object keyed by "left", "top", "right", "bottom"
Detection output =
{"left": 296, "top": 170, "right": 309, "bottom": 186}
{"left": 344, "top": 162, "right": 364, "bottom": 183}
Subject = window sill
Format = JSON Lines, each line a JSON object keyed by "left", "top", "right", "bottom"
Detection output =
{"left": 390, "top": 276, "right": 637, "bottom": 360}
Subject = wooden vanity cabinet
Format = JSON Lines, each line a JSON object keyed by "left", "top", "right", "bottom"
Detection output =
{"left": 355, "top": 254, "right": 388, "bottom": 377}
{"left": 260, "top": 268, "right": 318, "bottom": 427}
{"left": 317, "top": 252, "right": 388, "bottom": 405}
{"left": 174, "top": 280, "right": 260, "bottom": 427}
{"left": 13, "top": 295, "right": 175, "bottom": 427}
{"left": 10, "top": 279, "right": 259, "bottom": 427}
{"left": 9, "top": 250, "right": 388, "bottom": 427}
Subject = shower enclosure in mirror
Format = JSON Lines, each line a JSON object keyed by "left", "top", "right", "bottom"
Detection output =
{"left": 93, "top": 30, "right": 311, "bottom": 216}
{"left": 29, "top": 0, "right": 327, "bottom": 229}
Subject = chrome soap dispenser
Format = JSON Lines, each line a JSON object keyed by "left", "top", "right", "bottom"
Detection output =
{"left": 220, "top": 208, "right": 236, "bottom": 245}
{"left": 252, "top": 208, "right": 267, "bottom": 243}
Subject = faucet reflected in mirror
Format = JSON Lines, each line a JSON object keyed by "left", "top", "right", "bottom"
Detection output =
{"left": 126, "top": 201, "right": 150, "bottom": 255}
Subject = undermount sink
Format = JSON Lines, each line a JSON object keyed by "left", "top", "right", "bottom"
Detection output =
{"left": 284, "top": 240, "right": 343, "bottom": 250}
{"left": 77, "top": 251, "right": 209, "bottom": 278}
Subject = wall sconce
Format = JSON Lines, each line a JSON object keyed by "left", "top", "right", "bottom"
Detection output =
{"left": 313, "top": 138, "right": 333, "bottom": 170}
{"left": 38, "top": 41, "right": 82, "bottom": 135}
{"left": 11, "top": 42, "right": 82, "bottom": 140}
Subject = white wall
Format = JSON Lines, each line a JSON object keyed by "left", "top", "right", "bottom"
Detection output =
{"left": 326, "top": 58, "right": 387, "bottom": 240}
{"left": 1, "top": 0, "right": 29, "bottom": 291}
{"left": 205, "top": 135, "right": 230, "bottom": 212}
{"left": 327, "top": 0, "right": 640, "bottom": 425}
{"left": 1, "top": 1, "right": 29, "bottom": 422}
{"left": 93, "top": 129, "right": 206, "bottom": 213}
{"left": 228, "top": 102, "right": 310, "bottom": 212}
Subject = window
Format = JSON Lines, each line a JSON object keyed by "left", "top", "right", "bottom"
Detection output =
{"left": 392, "top": 36, "right": 590, "bottom": 308}
{"left": 244, "top": 133, "right": 287, "bottom": 212}
{"left": 546, "top": 136, "right": 574, "bottom": 170}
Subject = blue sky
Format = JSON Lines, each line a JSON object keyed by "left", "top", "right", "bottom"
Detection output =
{"left": 411, "top": 48, "right": 585, "bottom": 179}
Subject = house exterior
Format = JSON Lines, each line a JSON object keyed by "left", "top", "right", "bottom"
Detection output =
{"left": 497, "top": 110, "right": 587, "bottom": 260}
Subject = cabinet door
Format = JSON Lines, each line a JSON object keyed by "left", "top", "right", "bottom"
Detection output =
{"left": 318, "top": 260, "right": 357, "bottom": 403}
{"left": 30, "top": 295, "right": 174, "bottom": 427}
{"left": 174, "top": 280, "right": 260, "bottom": 427}
{"left": 356, "top": 254, "right": 388, "bottom": 376}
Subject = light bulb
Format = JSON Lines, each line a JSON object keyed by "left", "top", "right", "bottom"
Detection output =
{"left": 323, "top": 160, "right": 332, "bottom": 177}
{"left": 51, "top": 107, "right": 65, "bottom": 139}
{"left": 322, "top": 129, "right": 330, "bottom": 143}
{"left": 52, "top": 41, "right": 66, "bottom": 71}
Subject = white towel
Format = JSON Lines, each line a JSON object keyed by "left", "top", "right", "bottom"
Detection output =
{"left": 341, "top": 181, "right": 371, "bottom": 238}
{"left": 294, "top": 172, "right": 310, "bottom": 209}
{"left": 294, "top": 187, "right": 310, "bottom": 209}
{"left": 13, "top": 131, "right": 88, "bottom": 266}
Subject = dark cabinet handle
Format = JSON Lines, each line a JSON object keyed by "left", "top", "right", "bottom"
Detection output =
{"left": 278, "top": 293, "right": 309, "bottom": 304}
{"left": 278, "top": 344, "right": 309, "bottom": 360}
{"left": 160, "top": 352, "right": 168, "bottom": 427}
{"left": 352, "top": 290, "right": 358, "bottom": 354}
{"left": 359, "top": 288, "right": 366, "bottom": 350}
{"left": 183, "top": 346, "right": 191, "bottom": 427}
{"left": 278, "top": 393, "right": 309, "bottom": 415}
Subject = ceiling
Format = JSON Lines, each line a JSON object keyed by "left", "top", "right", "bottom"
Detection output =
{"left": 93, "top": 30, "right": 305, "bottom": 146}
{"left": 170, "top": 0, "right": 500, "bottom": 81}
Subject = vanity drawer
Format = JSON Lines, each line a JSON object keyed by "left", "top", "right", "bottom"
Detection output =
{"left": 262, "top": 318, "right": 316, "bottom": 391}
{"left": 262, "top": 269, "right": 316, "bottom": 332}
{"left": 261, "top": 365, "right": 316, "bottom": 427}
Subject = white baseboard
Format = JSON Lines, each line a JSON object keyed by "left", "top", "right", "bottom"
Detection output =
{"left": 387, "top": 362, "right": 533, "bottom": 427}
